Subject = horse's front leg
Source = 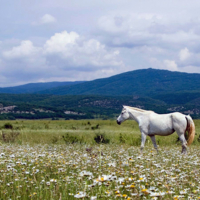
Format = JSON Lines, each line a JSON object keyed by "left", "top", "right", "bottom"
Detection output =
{"left": 140, "top": 132, "right": 146, "bottom": 154}
{"left": 150, "top": 135, "right": 159, "bottom": 154}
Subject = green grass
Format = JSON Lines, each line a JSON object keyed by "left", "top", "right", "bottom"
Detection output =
{"left": 0, "top": 119, "right": 199, "bottom": 146}
{"left": 0, "top": 119, "right": 199, "bottom": 199}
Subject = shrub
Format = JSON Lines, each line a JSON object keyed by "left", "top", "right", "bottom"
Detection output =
{"left": 1, "top": 131, "right": 20, "bottom": 143}
{"left": 94, "top": 133, "right": 110, "bottom": 144}
{"left": 62, "top": 133, "right": 84, "bottom": 144}
{"left": 51, "top": 136, "right": 59, "bottom": 144}
{"left": 2, "top": 123, "right": 13, "bottom": 129}
{"left": 91, "top": 124, "right": 100, "bottom": 130}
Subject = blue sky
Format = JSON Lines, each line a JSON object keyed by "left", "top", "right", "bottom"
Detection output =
{"left": 0, "top": 0, "right": 200, "bottom": 86}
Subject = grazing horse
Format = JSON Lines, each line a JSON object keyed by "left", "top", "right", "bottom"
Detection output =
{"left": 116, "top": 106, "right": 195, "bottom": 154}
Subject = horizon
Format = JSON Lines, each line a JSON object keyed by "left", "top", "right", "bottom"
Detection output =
{"left": 1, "top": 67, "right": 199, "bottom": 88}
{"left": 1, "top": 1, "right": 200, "bottom": 87}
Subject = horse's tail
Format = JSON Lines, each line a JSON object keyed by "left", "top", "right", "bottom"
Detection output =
{"left": 185, "top": 115, "right": 195, "bottom": 145}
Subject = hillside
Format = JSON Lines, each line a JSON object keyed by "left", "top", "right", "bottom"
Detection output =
{"left": 37, "top": 68, "right": 200, "bottom": 96}
{"left": 0, "top": 94, "right": 168, "bottom": 120}
{"left": 0, "top": 68, "right": 199, "bottom": 96}
{"left": 0, "top": 81, "right": 84, "bottom": 94}
{"left": 0, "top": 68, "right": 199, "bottom": 120}
{"left": 0, "top": 93, "right": 199, "bottom": 120}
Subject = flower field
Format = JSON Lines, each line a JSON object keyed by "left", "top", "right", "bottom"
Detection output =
{"left": 1, "top": 144, "right": 200, "bottom": 200}
{"left": 0, "top": 119, "right": 199, "bottom": 199}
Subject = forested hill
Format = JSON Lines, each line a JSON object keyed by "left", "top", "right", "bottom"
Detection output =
{"left": 0, "top": 69, "right": 199, "bottom": 96}
{"left": 0, "top": 68, "right": 199, "bottom": 120}
{"left": 37, "top": 68, "right": 200, "bottom": 96}
{"left": 0, "top": 81, "right": 84, "bottom": 94}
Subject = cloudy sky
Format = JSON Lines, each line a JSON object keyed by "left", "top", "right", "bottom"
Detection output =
{"left": 0, "top": 0, "right": 200, "bottom": 86}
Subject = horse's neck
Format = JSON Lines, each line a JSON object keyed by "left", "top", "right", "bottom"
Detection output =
{"left": 129, "top": 110, "right": 145, "bottom": 123}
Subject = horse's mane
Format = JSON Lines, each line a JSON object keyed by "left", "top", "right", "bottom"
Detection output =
{"left": 124, "top": 106, "right": 154, "bottom": 113}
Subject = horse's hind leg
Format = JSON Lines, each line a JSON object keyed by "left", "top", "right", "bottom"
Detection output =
{"left": 178, "top": 134, "right": 187, "bottom": 154}
{"left": 150, "top": 135, "right": 158, "bottom": 154}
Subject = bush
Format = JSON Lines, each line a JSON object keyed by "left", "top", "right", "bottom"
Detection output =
{"left": 94, "top": 133, "right": 110, "bottom": 144}
{"left": 51, "top": 136, "right": 59, "bottom": 144}
{"left": 2, "top": 123, "right": 13, "bottom": 129}
{"left": 1, "top": 131, "right": 20, "bottom": 143}
{"left": 62, "top": 133, "right": 84, "bottom": 144}
{"left": 91, "top": 124, "right": 100, "bottom": 130}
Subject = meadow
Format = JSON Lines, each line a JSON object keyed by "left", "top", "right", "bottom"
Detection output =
{"left": 0, "top": 119, "right": 200, "bottom": 199}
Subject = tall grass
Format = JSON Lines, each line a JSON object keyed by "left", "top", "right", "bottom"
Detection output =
{"left": 0, "top": 119, "right": 199, "bottom": 199}
{"left": 0, "top": 119, "right": 199, "bottom": 147}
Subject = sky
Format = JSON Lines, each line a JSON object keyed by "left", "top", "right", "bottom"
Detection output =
{"left": 0, "top": 0, "right": 200, "bottom": 87}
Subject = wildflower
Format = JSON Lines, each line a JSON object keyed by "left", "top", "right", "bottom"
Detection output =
{"left": 74, "top": 191, "right": 86, "bottom": 198}
{"left": 122, "top": 194, "right": 127, "bottom": 198}
{"left": 150, "top": 192, "right": 165, "bottom": 197}
{"left": 46, "top": 182, "right": 50, "bottom": 186}
{"left": 180, "top": 190, "right": 187, "bottom": 194}
{"left": 50, "top": 179, "right": 57, "bottom": 183}
{"left": 108, "top": 162, "right": 116, "bottom": 167}
{"left": 141, "top": 189, "right": 149, "bottom": 195}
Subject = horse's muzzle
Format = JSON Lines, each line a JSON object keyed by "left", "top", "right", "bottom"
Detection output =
{"left": 117, "top": 120, "right": 121, "bottom": 125}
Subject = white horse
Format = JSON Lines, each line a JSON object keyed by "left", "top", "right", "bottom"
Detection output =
{"left": 116, "top": 106, "right": 195, "bottom": 154}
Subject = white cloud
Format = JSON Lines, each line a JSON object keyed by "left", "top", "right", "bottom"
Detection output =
{"left": 149, "top": 58, "right": 178, "bottom": 71}
{"left": 44, "top": 31, "right": 123, "bottom": 68}
{"left": 32, "top": 14, "right": 57, "bottom": 25}
{"left": 179, "top": 48, "right": 191, "bottom": 61}
{"left": 0, "top": 31, "right": 123, "bottom": 86}
{"left": 41, "top": 14, "right": 56, "bottom": 24}
{"left": 44, "top": 31, "right": 79, "bottom": 55}
{"left": 1, "top": 1, "right": 200, "bottom": 86}
{"left": 163, "top": 60, "right": 178, "bottom": 71}
{"left": 3, "top": 40, "right": 41, "bottom": 59}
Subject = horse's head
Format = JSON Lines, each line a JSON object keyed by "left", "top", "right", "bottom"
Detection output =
{"left": 116, "top": 106, "right": 130, "bottom": 125}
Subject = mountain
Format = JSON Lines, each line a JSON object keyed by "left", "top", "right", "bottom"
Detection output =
{"left": 0, "top": 81, "right": 84, "bottom": 94}
{"left": 0, "top": 93, "right": 169, "bottom": 120}
{"left": 0, "top": 68, "right": 199, "bottom": 120}
{"left": 37, "top": 68, "right": 200, "bottom": 96}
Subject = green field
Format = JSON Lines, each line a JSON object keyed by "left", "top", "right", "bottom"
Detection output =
{"left": 0, "top": 119, "right": 199, "bottom": 146}
{"left": 0, "top": 119, "right": 200, "bottom": 199}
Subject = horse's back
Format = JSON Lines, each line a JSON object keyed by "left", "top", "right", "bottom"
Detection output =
{"left": 147, "top": 112, "right": 174, "bottom": 135}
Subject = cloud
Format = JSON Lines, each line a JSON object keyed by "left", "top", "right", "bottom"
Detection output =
{"left": 44, "top": 31, "right": 79, "bottom": 55}
{"left": 96, "top": 11, "right": 200, "bottom": 75}
{"left": 41, "top": 14, "right": 57, "bottom": 24}
{"left": 32, "top": 14, "right": 57, "bottom": 25}
{"left": 0, "top": 31, "right": 123, "bottom": 86}
{"left": 149, "top": 58, "right": 178, "bottom": 71}
{"left": 1, "top": 1, "right": 200, "bottom": 86}
{"left": 44, "top": 31, "right": 123, "bottom": 68}
{"left": 179, "top": 48, "right": 191, "bottom": 61}
{"left": 97, "top": 13, "right": 200, "bottom": 50}
{"left": 163, "top": 60, "right": 178, "bottom": 71}
{"left": 3, "top": 40, "right": 41, "bottom": 59}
